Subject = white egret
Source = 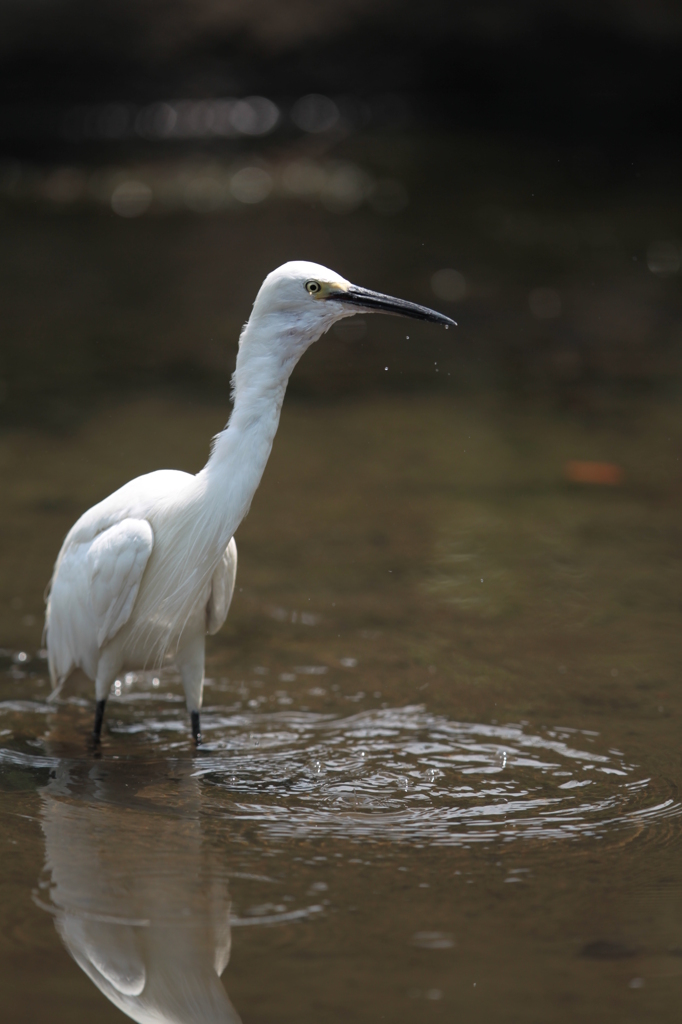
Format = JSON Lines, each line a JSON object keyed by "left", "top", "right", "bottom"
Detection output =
{"left": 45, "top": 261, "right": 455, "bottom": 742}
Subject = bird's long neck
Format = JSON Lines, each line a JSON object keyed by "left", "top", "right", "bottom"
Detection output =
{"left": 136, "top": 308, "right": 325, "bottom": 662}
{"left": 197, "top": 317, "right": 302, "bottom": 544}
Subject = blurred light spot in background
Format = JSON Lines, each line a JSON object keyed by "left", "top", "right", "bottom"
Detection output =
{"left": 42, "top": 168, "right": 85, "bottom": 204}
{"left": 647, "top": 240, "right": 681, "bottom": 275}
{"left": 87, "top": 97, "right": 280, "bottom": 141}
{"left": 529, "top": 287, "right": 561, "bottom": 319}
{"left": 369, "top": 179, "right": 408, "bottom": 215}
{"left": 174, "top": 100, "right": 216, "bottom": 138}
{"left": 3, "top": 155, "right": 402, "bottom": 215}
{"left": 230, "top": 166, "right": 273, "bottom": 204}
{"left": 431, "top": 269, "right": 467, "bottom": 302}
{"left": 291, "top": 94, "right": 340, "bottom": 133}
{"left": 281, "top": 159, "right": 326, "bottom": 197}
{"left": 230, "top": 97, "right": 279, "bottom": 136}
{"left": 183, "top": 174, "right": 229, "bottom": 213}
{"left": 97, "top": 103, "right": 132, "bottom": 139}
{"left": 321, "top": 162, "right": 371, "bottom": 213}
{"left": 412, "top": 931, "right": 455, "bottom": 950}
{"left": 110, "top": 180, "right": 152, "bottom": 217}
{"left": 209, "top": 100, "right": 239, "bottom": 136}
{"left": 564, "top": 461, "right": 623, "bottom": 485}
{"left": 135, "top": 102, "right": 177, "bottom": 139}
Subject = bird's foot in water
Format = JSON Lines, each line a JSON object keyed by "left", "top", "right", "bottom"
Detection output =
{"left": 88, "top": 699, "right": 107, "bottom": 752}
{"left": 191, "top": 710, "right": 201, "bottom": 745}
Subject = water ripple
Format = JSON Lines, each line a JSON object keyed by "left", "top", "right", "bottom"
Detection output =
{"left": 186, "top": 705, "right": 680, "bottom": 846}
{"left": 1, "top": 697, "right": 678, "bottom": 847}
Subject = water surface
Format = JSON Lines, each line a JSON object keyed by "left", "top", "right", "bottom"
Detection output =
{"left": 2, "top": 393, "right": 682, "bottom": 1022}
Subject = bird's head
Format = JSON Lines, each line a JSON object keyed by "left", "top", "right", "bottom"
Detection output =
{"left": 247, "top": 261, "right": 456, "bottom": 356}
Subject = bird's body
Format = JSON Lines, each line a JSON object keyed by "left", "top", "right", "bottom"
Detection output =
{"left": 45, "top": 261, "right": 454, "bottom": 741}
{"left": 47, "top": 470, "right": 238, "bottom": 705}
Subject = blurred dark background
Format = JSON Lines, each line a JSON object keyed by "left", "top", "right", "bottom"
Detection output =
{"left": 0, "top": 0, "right": 681, "bottom": 427}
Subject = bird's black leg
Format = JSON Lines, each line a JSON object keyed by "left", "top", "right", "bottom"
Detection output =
{"left": 92, "top": 699, "right": 107, "bottom": 743}
{"left": 191, "top": 710, "right": 201, "bottom": 745}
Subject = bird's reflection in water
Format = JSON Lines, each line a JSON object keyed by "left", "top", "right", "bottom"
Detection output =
{"left": 39, "top": 755, "right": 242, "bottom": 1023}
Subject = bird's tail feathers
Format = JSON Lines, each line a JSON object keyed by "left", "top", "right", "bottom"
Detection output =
{"left": 46, "top": 635, "right": 67, "bottom": 701}
{"left": 46, "top": 680, "right": 65, "bottom": 704}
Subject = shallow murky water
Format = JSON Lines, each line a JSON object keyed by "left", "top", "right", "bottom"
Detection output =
{"left": 2, "top": 393, "right": 682, "bottom": 1022}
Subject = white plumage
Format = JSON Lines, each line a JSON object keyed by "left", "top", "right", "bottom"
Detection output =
{"left": 45, "top": 260, "right": 454, "bottom": 742}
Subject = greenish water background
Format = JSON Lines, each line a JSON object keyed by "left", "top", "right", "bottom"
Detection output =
{"left": 1, "top": 130, "right": 682, "bottom": 1022}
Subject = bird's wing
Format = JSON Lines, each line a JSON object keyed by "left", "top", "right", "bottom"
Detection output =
{"left": 47, "top": 539, "right": 99, "bottom": 687}
{"left": 206, "top": 538, "right": 237, "bottom": 635}
{"left": 87, "top": 519, "right": 155, "bottom": 647}
{"left": 47, "top": 518, "right": 154, "bottom": 687}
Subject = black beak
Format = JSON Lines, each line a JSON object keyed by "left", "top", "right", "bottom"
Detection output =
{"left": 336, "top": 284, "right": 456, "bottom": 327}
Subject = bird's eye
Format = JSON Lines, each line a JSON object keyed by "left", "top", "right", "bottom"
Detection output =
{"left": 305, "top": 280, "right": 321, "bottom": 295}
